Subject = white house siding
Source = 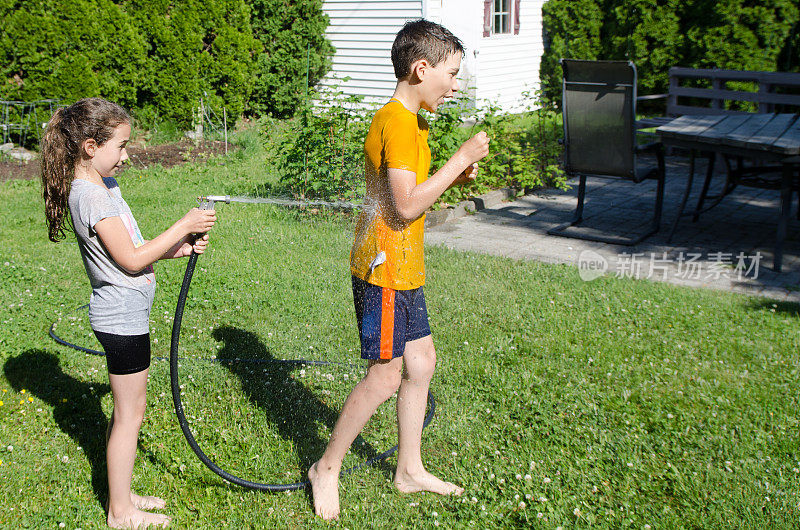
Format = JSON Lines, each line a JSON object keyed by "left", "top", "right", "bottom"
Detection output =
{"left": 320, "top": 0, "right": 545, "bottom": 113}
{"left": 429, "top": 0, "right": 546, "bottom": 113}
{"left": 320, "top": 1, "right": 423, "bottom": 105}
{"left": 423, "top": 0, "right": 442, "bottom": 21}
{"left": 472, "top": 0, "right": 545, "bottom": 112}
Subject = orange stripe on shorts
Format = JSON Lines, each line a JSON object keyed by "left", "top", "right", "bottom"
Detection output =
{"left": 380, "top": 287, "right": 395, "bottom": 360}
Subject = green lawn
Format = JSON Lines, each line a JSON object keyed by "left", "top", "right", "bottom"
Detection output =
{"left": 1, "top": 133, "right": 798, "bottom": 528}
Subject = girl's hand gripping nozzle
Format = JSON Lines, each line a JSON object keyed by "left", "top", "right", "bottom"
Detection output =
{"left": 192, "top": 196, "right": 228, "bottom": 252}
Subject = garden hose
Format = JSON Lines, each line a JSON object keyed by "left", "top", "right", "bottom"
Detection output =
{"left": 49, "top": 195, "right": 437, "bottom": 492}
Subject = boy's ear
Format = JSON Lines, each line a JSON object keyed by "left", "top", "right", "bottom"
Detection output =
{"left": 410, "top": 59, "right": 430, "bottom": 82}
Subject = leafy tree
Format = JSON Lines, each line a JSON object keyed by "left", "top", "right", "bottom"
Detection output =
{"left": 127, "top": 0, "right": 260, "bottom": 124}
{"left": 0, "top": 0, "right": 146, "bottom": 107}
{"left": 0, "top": 0, "right": 333, "bottom": 126}
{"left": 683, "top": 0, "right": 798, "bottom": 72}
{"left": 540, "top": 0, "right": 800, "bottom": 106}
{"left": 601, "top": 0, "right": 684, "bottom": 96}
{"left": 248, "top": 0, "right": 335, "bottom": 118}
{"left": 540, "top": 0, "right": 604, "bottom": 102}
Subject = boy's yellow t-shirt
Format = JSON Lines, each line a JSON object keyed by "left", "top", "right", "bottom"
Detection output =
{"left": 350, "top": 99, "right": 431, "bottom": 290}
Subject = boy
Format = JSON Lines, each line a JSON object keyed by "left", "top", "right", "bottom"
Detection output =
{"left": 309, "top": 19, "right": 490, "bottom": 520}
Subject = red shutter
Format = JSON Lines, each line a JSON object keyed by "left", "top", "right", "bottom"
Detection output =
{"left": 514, "top": 0, "right": 521, "bottom": 34}
{"left": 483, "top": 0, "right": 492, "bottom": 37}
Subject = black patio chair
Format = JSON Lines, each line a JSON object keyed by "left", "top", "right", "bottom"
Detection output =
{"left": 548, "top": 59, "right": 666, "bottom": 246}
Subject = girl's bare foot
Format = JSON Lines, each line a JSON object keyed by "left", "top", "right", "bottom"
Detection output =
{"left": 131, "top": 492, "right": 166, "bottom": 510}
{"left": 308, "top": 460, "right": 340, "bottom": 520}
{"left": 107, "top": 507, "right": 171, "bottom": 529}
{"left": 394, "top": 468, "right": 464, "bottom": 495}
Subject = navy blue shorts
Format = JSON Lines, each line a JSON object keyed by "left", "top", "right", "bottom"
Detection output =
{"left": 352, "top": 275, "right": 431, "bottom": 360}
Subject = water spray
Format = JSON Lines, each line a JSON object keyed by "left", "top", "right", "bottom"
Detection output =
{"left": 197, "top": 195, "right": 361, "bottom": 211}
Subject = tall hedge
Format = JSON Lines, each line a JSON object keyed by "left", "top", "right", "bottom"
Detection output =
{"left": 249, "top": 0, "right": 335, "bottom": 118}
{"left": 541, "top": 0, "right": 800, "bottom": 104}
{"left": 0, "top": 0, "right": 147, "bottom": 108}
{"left": 539, "top": 0, "right": 604, "bottom": 102}
{"left": 126, "top": 0, "right": 260, "bottom": 123}
{"left": 0, "top": 0, "right": 333, "bottom": 126}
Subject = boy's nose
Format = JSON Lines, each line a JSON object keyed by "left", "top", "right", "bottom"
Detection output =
{"left": 120, "top": 148, "right": 129, "bottom": 163}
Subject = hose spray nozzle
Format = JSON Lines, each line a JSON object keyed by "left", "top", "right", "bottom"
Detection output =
{"left": 197, "top": 195, "right": 231, "bottom": 210}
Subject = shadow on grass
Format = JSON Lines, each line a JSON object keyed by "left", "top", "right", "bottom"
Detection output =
{"left": 3, "top": 349, "right": 111, "bottom": 509}
{"left": 212, "top": 326, "right": 393, "bottom": 485}
{"left": 745, "top": 298, "right": 800, "bottom": 316}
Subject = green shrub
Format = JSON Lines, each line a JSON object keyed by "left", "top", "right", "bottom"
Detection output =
{"left": 272, "top": 91, "right": 564, "bottom": 204}
{"left": 539, "top": 0, "right": 604, "bottom": 102}
{"left": 541, "top": 0, "right": 800, "bottom": 106}
{"left": 248, "top": 0, "right": 335, "bottom": 118}
{"left": 602, "top": 0, "right": 684, "bottom": 97}
{"left": 0, "top": 0, "right": 146, "bottom": 107}
{"left": 0, "top": 0, "right": 333, "bottom": 128}
{"left": 127, "top": 0, "right": 260, "bottom": 125}
{"left": 274, "top": 87, "right": 370, "bottom": 200}
{"left": 431, "top": 94, "right": 565, "bottom": 206}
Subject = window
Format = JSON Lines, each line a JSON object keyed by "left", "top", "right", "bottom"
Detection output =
{"left": 483, "top": 0, "right": 520, "bottom": 37}
{"left": 492, "top": 0, "right": 511, "bottom": 34}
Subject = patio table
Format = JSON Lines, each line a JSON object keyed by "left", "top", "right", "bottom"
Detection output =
{"left": 656, "top": 113, "right": 800, "bottom": 271}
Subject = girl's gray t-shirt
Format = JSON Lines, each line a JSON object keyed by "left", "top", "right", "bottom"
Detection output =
{"left": 68, "top": 177, "right": 156, "bottom": 335}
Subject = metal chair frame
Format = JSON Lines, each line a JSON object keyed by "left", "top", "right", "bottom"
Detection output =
{"left": 548, "top": 59, "right": 666, "bottom": 246}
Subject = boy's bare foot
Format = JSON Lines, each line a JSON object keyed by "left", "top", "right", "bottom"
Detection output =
{"left": 394, "top": 468, "right": 464, "bottom": 496}
{"left": 308, "top": 460, "right": 340, "bottom": 520}
{"left": 107, "top": 507, "right": 171, "bottom": 528}
{"left": 131, "top": 492, "right": 166, "bottom": 510}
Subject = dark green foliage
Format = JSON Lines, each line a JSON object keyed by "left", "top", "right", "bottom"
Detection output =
{"left": 274, "top": 88, "right": 369, "bottom": 200}
{"left": 683, "top": 0, "right": 797, "bottom": 72}
{"left": 126, "top": 0, "right": 260, "bottom": 124}
{"left": 540, "top": 0, "right": 800, "bottom": 106}
{"left": 778, "top": 20, "right": 800, "bottom": 72}
{"left": 540, "top": 0, "right": 604, "bottom": 102}
{"left": 0, "top": 0, "right": 332, "bottom": 127}
{"left": 248, "top": 0, "right": 335, "bottom": 118}
{"left": 0, "top": 0, "right": 146, "bottom": 107}
{"left": 602, "top": 0, "right": 684, "bottom": 97}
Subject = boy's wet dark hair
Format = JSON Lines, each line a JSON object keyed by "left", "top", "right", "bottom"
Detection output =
{"left": 391, "top": 19, "right": 465, "bottom": 79}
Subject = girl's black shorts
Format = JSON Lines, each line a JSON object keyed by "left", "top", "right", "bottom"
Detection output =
{"left": 93, "top": 330, "right": 151, "bottom": 375}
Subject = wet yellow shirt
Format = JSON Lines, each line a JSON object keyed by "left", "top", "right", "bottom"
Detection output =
{"left": 350, "top": 99, "right": 431, "bottom": 290}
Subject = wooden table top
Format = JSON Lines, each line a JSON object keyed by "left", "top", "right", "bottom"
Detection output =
{"left": 656, "top": 113, "right": 800, "bottom": 156}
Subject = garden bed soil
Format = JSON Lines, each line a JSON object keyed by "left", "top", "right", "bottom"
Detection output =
{"left": 0, "top": 139, "right": 234, "bottom": 183}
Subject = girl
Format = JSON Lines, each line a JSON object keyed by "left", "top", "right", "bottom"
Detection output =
{"left": 41, "top": 98, "right": 216, "bottom": 528}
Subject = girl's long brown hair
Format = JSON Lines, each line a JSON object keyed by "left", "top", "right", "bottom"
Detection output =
{"left": 41, "top": 98, "right": 130, "bottom": 242}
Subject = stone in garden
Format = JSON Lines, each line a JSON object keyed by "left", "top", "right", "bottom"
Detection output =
{"left": 6, "top": 146, "right": 35, "bottom": 161}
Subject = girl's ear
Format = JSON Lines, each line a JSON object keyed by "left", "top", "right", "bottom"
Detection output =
{"left": 81, "top": 138, "right": 97, "bottom": 158}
